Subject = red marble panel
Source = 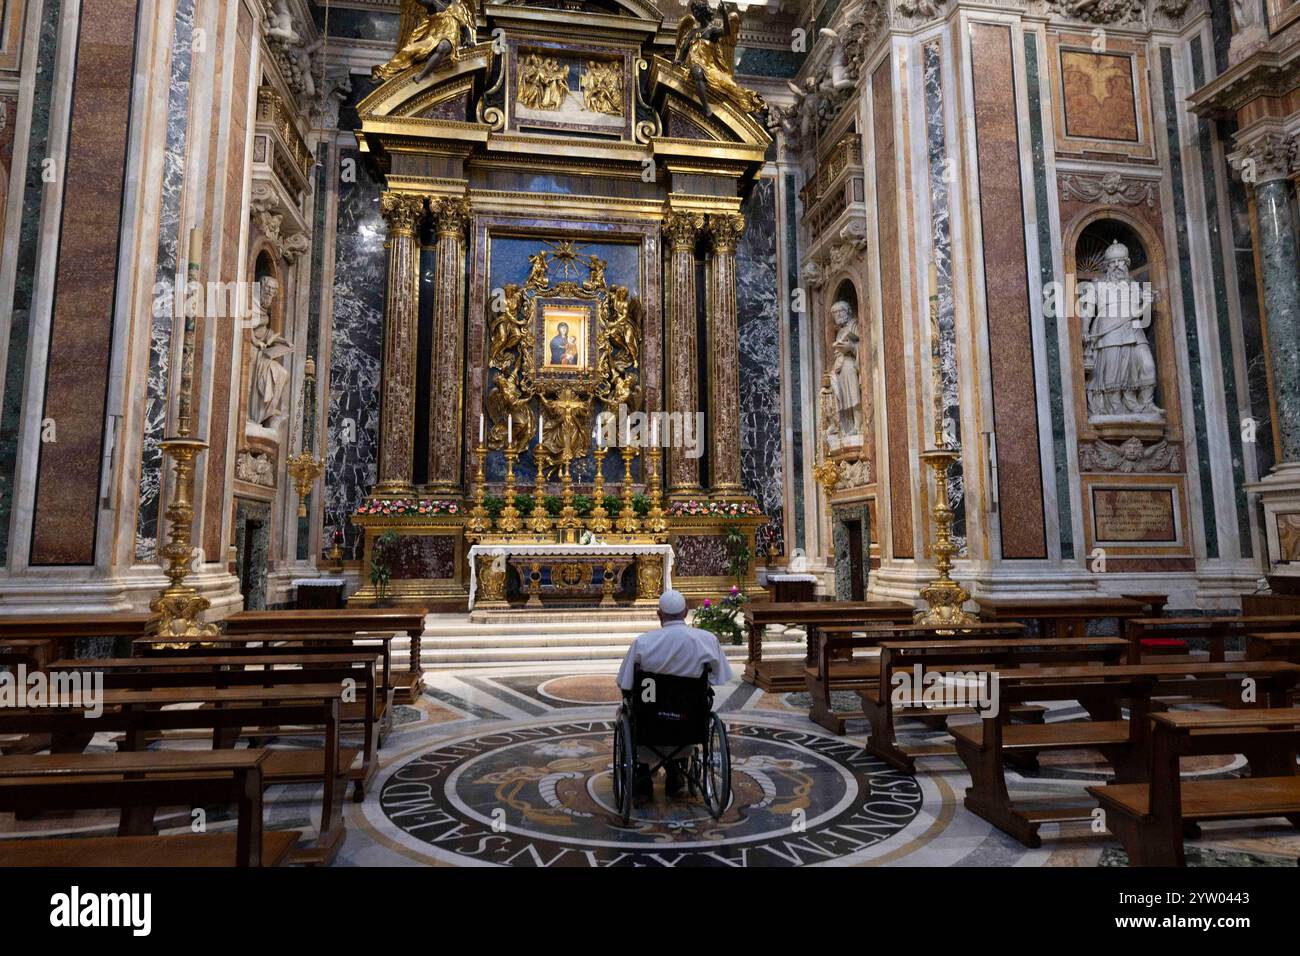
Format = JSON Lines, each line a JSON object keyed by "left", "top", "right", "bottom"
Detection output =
{"left": 30, "top": 0, "right": 140, "bottom": 564}
{"left": 202, "top": 7, "right": 253, "bottom": 563}
{"left": 872, "top": 59, "right": 914, "bottom": 560}
{"left": 970, "top": 23, "right": 1048, "bottom": 560}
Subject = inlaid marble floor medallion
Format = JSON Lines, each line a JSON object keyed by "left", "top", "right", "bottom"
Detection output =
{"left": 376, "top": 717, "right": 925, "bottom": 867}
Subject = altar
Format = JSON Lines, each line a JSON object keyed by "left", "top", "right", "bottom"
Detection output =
{"left": 342, "top": 1, "right": 777, "bottom": 613}
{"left": 467, "top": 543, "right": 673, "bottom": 611}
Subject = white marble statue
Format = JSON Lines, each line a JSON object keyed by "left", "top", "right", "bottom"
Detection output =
{"left": 248, "top": 276, "right": 293, "bottom": 429}
{"left": 829, "top": 299, "right": 864, "bottom": 441}
{"left": 1229, "top": 0, "right": 1269, "bottom": 65}
{"left": 1083, "top": 240, "right": 1163, "bottom": 423}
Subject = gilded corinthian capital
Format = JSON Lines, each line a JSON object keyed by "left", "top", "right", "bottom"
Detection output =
{"left": 380, "top": 193, "right": 426, "bottom": 235}
{"left": 706, "top": 213, "right": 745, "bottom": 253}
{"left": 431, "top": 196, "right": 472, "bottom": 238}
{"left": 663, "top": 210, "right": 704, "bottom": 251}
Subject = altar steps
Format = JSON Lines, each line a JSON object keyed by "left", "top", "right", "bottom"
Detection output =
{"left": 394, "top": 613, "right": 807, "bottom": 668}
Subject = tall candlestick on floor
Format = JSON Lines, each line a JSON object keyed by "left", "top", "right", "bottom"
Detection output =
{"left": 645, "top": 444, "right": 666, "bottom": 536}
{"left": 151, "top": 227, "right": 218, "bottom": 640}
{"left": 558, "top": 452, "right": 579, "bottom": 542}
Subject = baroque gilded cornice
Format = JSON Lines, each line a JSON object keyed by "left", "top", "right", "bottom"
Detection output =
{"left": 430, "top": 196, "right": 473, "bottom": 237}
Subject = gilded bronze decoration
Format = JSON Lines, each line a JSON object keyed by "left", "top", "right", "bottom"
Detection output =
{"left": 374, "top": 0, "right": 478, "bottom": 83}
{"left": 485, "top": 244, "right": 642, "bottom": 474}
{"left": 518, "top": 53, "right": 569, "bottom": 111}
{"left": 673, "top": 0, "right": 764, "bottom": 117}
{"left": 580, "top": 60, "right": 624, "bottom": 116}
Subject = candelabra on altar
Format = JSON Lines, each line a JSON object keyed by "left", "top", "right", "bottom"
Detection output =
{"left": 466, "top": 443, "right": 490, "bottom": 536}
{"left": 616, "top": 444, "right": 640, "bottom": 534}
{"left": 557, "top": 452, "right": 580, "bottom": 543}
{"left": 645, "top": 445, "right": 666, "bottom": 537}
{"left": 498, "top": 448, "right": 523, "bottom": 534}
{"left": 587, "top": 446, "right": 612, "bottom": 535}
{"left": 527, "top": 447, "right": 553, "bottom": 534}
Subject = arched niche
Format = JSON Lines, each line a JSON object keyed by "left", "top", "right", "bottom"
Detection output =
{"left": 1063, "top": 209, "right": 1181, "bottom": 445}
{"left": 819, "top": 273, "right": 872, "bottom": 462}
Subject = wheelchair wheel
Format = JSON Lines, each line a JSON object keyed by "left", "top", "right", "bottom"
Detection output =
{"left": 612, "top": 709, "right": 635, "bottom": 825}
{"left": 702, "top": 712, "right": 731, "bottom": 819}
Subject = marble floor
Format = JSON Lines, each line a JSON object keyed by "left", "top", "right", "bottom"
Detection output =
{"left": 5, "top": 664, "right": 1299, "bottom": 867}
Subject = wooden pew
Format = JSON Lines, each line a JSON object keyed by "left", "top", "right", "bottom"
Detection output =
{"left": 50, "top": 653, "right": 381, "bottom": 799}
{"left": 741, "top": 600, "right": 914, "bottom": 690}
{"left": 0, "top": 750, "right": 298, "bottom": 867}
{"left": 1247, "top": 631, "right": 1300, "bottom": 664}
{"left": 0, "top": 612, "right": 159, "bottom": 669}
{"left": 952, "top": 662, "right": 1300, "bottom": 847}
{"left": 1124, "top": 614, "right": 1300, "bottom": 664}
{"left": 803, "top": 622, "right": 1027, "bottom": 734}
{"left": 1089, "top": 708, "right": 1300, "bottom": 866}
{"left": 860, "top": 636, "right": 1130, "bottom": 772}
{"left": 977, "top": 596, "right": 1147, "bottom": 639}
{"left": 223, "top": 608, "right": 426, "bottom": 702}
{"left": 0, "top": 684, "right": 349, "bottom": 865}
{"left": 134, "top": 633, "right": 396, "bottom": 738}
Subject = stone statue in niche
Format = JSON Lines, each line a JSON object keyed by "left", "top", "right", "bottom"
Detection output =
{"left": 1082, "top": 240, "right": 1164, "bottom": 425}
{"left": 1229, "top": 0, "right": 1269, "bottom": 65}
{"left": 248, "top": 276, "right": 293, "bottom": 429}
{"left": 828, "top": 299, "right": 864, "bottom": 443}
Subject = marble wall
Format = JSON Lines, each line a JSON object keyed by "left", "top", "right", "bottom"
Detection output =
{"left": 0, "top": 0, "right": 62, "bottom": 565}
{"left": 233, "top": 498, "right": 271, "bottom": 610}
{"left": 737, "top": 178, "right": 785, "bottom": 553}
{"left": 325, "top": 147, "right": 385, "bottom": 557}
{"left": 136, "top": 0, "right": 195, "bottom": 562}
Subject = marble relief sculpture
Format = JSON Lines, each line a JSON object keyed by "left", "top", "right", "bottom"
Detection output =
{"left": 248, "top": 276, "right": 293, "bottom": 429}
{"left": 373, "top": 0, "right": 477, "bottom": 83}
{"left": 1083, "top": 240, "right": 1163, "bottom": 424}
{"left": 674, "top": 0, "right": 764, "bottom": 117}
{"left": 828, "top": 299, "right": 864, "bottom": 443}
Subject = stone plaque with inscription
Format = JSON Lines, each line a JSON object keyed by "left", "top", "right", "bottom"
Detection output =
{"left": 1092, "top": 487, "right": 1177, "bottom": 543}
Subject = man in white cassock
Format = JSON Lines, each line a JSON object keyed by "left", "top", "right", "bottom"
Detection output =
{"left": 616, "top": 589, "right": 733, "bottom": 796}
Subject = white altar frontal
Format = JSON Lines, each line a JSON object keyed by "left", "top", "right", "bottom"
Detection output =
{"left": 467, "top": 543, "right": 674, "bottom": 611}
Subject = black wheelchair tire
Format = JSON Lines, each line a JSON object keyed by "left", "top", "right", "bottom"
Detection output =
{"left": 703, "top": 712, "right": 731, "bottom": 819}
{"left": 613, "top": 709, "right": 635, "bottom": 824}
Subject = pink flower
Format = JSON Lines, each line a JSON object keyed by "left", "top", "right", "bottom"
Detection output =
{"left": 703, "top": 599, "right": 712, "bottom": 608}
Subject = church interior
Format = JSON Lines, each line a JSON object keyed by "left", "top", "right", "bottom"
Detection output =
{"left": 2, "top": 0, "right": 1300, "bottom": 886}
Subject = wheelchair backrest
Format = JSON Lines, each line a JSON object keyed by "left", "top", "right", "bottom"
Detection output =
{"left": 629, "top": 668, "right": 713, "bottom": 746}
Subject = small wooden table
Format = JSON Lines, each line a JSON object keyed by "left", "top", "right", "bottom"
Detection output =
{"left": 222, "top": 608, "right": 426, "bottom": 702}
{"left": 765, "top": 573, "right": 818, "bottom": 605}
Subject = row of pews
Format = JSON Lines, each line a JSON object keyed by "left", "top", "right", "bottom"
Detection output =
{"left": 747, "top": 597, "right": 1300, "bottom": 866}
{"left": 0, "top": 607, "right": 426, "bottom": 866}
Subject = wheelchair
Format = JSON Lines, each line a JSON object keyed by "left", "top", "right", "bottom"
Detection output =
{"left": 611, "top": 667, "right": 731, "bottom": 824}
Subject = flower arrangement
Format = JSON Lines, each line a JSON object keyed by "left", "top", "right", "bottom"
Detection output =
{"left": 355, "top": 499, "right": 463, "bottom": 517}
{"left": 692, "top": 586, "right": 749, "bottom": 646}
{"left": 667, "top": 499, "right": 763, "bottom": 518}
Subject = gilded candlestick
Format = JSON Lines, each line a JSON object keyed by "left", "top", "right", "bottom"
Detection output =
{"left": 527, "top": 447, "right": 553, "bottom": 534}
{"left": 645, "top": 445, "right": 666, "bottom": 536}
{"left": 587, "top": 447, "right": 612, "bottom": 535}
{"left": 498, "top": 449, "right": 523, "bottom": 533}
{"left": 466, "top": 443, "right": 489, "bottom": 535}
{"left": 558, "top": 452, "right": 580, "bottom": 542}
{"left": 617, "top": 444, "right": 640, "bottom": 534}
{"left": 915, "top": 447, "right": 974, "bottom": 626}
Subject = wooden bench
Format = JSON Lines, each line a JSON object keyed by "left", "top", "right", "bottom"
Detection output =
{"left": 860, "top": 636, "right": 1130, "bottom": 772}
{"left": 223, "top": 608, "right": 426, "bottom": 702}
{"left": 803, "top": 622, "right": 1027, "bottom": 734}
{"left": 741, "top": 600, "right": 914, "bottom": 690}
{"left": 1089, "top": 708, "right": 1300, "bottom": 866}
{"left": 50, "top": 653, "right": 381, "bottom": 799}
{"left": 951, "top": 661, "right": 1300, "bottom": 846}
{"left": 0, "top": 683, "right": 349, "bottom": 865}
{"left": 1124, "top": 614, "right": 1300, "bottom": 664}
{"left": 1247, "top": 631, "right": 1300, "bottom": 664}
{"left": 135, "top": 632, "right": 396, "bottom": 737}
{"left": 0, "top": 612, "right": 160, "bottom": 669}
{"left": 0, "top": 750, "right": 298, "bottom": 867}
{"left": 977, "top": 597, "right": 1147, "bottom": 641}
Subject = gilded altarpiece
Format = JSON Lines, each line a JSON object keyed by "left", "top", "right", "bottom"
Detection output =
{"left": 348, "top": 2, "right": 772, "bottom": 608}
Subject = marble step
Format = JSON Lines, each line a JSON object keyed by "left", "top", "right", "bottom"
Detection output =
{"left": 391, "top": 638, "right": 805, "bottom": 667}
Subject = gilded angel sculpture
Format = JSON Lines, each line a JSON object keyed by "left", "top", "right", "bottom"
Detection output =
{"left": 372, "top": 0, "right": 477, "bottom": 83}
{"left": 674, "top": 0, "right": 764, "bottom": 117}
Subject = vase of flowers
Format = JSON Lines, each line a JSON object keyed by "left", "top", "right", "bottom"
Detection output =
{"left": 692, "top": 586, "right": 749, "bottom": 646}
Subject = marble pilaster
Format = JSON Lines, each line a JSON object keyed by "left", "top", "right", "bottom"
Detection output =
{"left": 664, "top": 209, "right": 703, "bottom": 496}
{"left": 706, "top": 213, "right": 745, "bottom": 497}
{"left": 426, "top": 196, "right": 470, "bottom": 496}
{"left": 374, "top": 192, "right": 425, "bottom": 497}
{"left": 1255, "top": 171, "right": 1300, "bottom": 463}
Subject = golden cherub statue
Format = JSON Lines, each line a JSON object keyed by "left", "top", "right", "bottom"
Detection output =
{"left": 373, "top": 0, "right": 477, "bottom": 84}
{"left": 674, "top": 0, "right": 764, "bottom": 117}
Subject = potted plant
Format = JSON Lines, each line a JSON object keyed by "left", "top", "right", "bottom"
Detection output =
{"left": 693, "top": 587, "right": 750, "bottom": 646}
{"left": 724, "top": 524, "right": 751, "bottom": 590}
{"left": 369, "top": 529, "right": 399, "bottom": 607}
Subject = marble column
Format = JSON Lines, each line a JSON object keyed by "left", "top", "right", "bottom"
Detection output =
{"left": 706, "top": 213, "right": 745, "bottom": 497}
{"left": 374, "top": 192, "right": 425, "bottom": 497}
{"left": 427, "top": 195, "right": 471, "bottom": 495}
{"left": 664, "top": 210, "right": 704, "bottom": 496}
